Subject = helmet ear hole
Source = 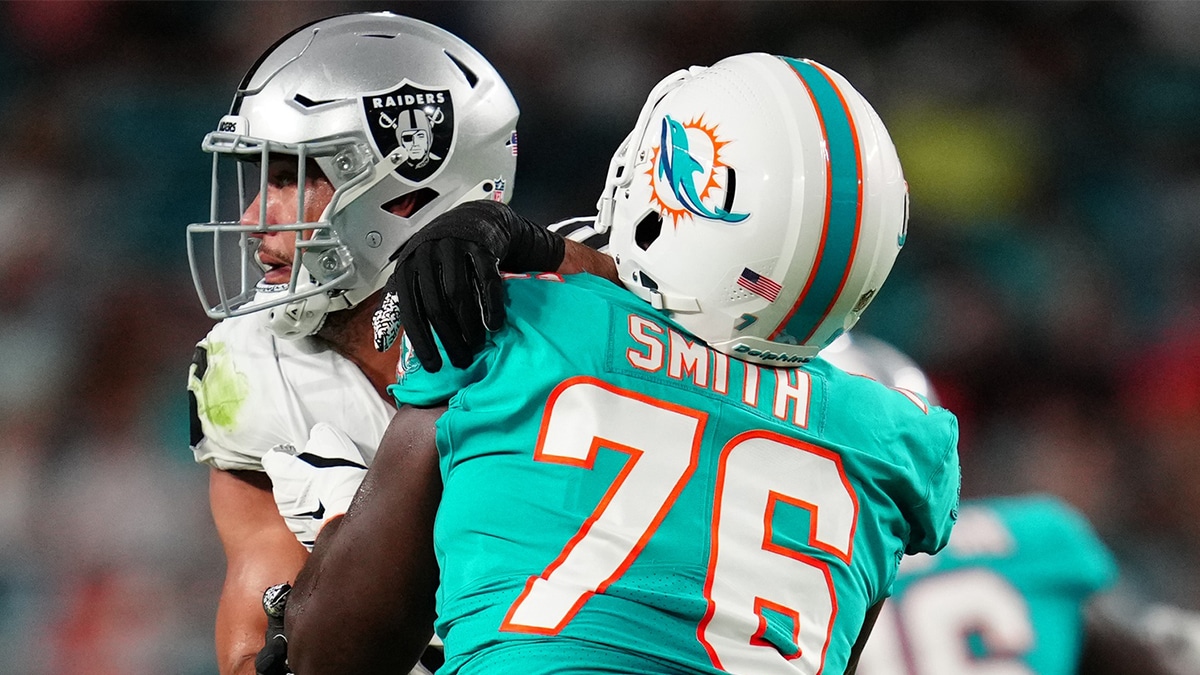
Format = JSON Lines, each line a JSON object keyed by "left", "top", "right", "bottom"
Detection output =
{"left": 635, "top": 211, "right": 663, "bottom": 251}
{"left": 722, "top": 167, "right": 738, "bottom": 213}
{"left": 381, "top": 187, "right": 439, "bottom": 218}
{"left": 636, "top": 270, "right": 660, "bottom": 291}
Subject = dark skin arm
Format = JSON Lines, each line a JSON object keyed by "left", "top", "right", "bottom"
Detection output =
{"left": 209, "top": 468, "right": 310, "bottom": 675}
{"left": 559, "top": 238, "right": 618, "bottom": 282}
{"left": 285, "top": 404, "right": 445, "bottom": 675}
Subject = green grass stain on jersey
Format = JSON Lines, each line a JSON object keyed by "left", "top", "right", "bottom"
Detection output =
{"left": 188, "top": 340, "right": 249, "bottom": 430}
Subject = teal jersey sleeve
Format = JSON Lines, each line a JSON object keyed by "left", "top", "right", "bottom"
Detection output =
{"left": 813, "top": 359, "right": 961, "bottom": 556}
{"left": 391, "top": 273, "right": 961, "bottom": 675}
{"left": 858, "top": 495, "right": 1117, "bottom": 675}
{"left": 387, "top": 329, "right": 485, "bottom": 407}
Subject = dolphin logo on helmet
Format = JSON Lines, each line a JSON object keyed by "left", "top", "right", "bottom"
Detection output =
{"left": 657, "top": 115, "right": 748, "bottom": 224}
{"left": 598, "top": 53, "right": 908, "bottom": 366}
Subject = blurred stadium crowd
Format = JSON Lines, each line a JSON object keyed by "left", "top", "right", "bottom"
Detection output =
{"left": 0, "top": 1, "right": 1197, "bottom": 672}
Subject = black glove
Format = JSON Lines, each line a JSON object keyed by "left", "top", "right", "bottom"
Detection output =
{"left": 373, "top": 200, "right": 565, "bottom": 372}
{"left": 254, "top": 582, "right": 292, "bottom": 675}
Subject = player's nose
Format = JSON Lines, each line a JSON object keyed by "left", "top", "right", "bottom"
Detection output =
{"left": 242, "top": 192, "right": 269, "bottom": 232}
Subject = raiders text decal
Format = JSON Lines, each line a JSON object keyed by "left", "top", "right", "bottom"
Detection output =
{"left": 363, "top": 81, "right": 455, "bottom": 183}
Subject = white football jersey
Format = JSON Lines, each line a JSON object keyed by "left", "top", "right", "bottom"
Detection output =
{"left": 187, "top": 308, "right": 394, "bottom": 472}
{"left": 186, "top": 218, "right": 604, "bottom": 473}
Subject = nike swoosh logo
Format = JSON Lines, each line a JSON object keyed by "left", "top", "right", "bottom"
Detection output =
{"left": 296, "top": 452, "right": 367, "bottom": 470}
{"left": 297, "top": 500, "right": 326, "bottom": 520}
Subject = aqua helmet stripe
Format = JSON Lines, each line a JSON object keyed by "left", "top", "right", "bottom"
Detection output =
{"left": 770, "top": 57, "right": 864, "bottom": 345}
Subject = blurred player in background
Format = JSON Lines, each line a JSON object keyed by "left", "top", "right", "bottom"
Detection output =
{"left": 184, "top": 12, "right": 611, "bottom": 675}
{"left": 282, "top": 52, "right": 961, "bottom": 675}
{"left": 825, "top": 332, "right": 1181, "bottom": 675}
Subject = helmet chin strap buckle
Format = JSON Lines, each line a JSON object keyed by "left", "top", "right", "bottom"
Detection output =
{"left": 267, "top": 295, "right": 330, "bottom": 339}
{"left": 657, "top": 292, "right": 701, "bottom": 313}
{"left": 631, "top": 284, "right": 700, "bottom": 313}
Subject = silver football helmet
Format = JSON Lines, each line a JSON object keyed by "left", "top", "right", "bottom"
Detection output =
{"left": 187, "top": 12, "right": 519, "bottom": 338}
{"left": 597, "top": 53, "right": 907, "bottom": 366}
{"left": 819, "top": 332, "right": 939, "bottom": 404}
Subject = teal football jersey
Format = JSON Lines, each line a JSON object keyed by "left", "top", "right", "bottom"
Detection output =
{"left": 857, "top": 495, "right": 1118, "bottom": 675}
{"left": 389, "top": 273, "right": 960, "bottom": 675}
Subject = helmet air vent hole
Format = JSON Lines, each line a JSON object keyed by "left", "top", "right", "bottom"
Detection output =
{"left": 444, "top": 50, "right": 479, "bottom": 88}
{"left": 382, "top": 188, "right": 440, "bottom": 219}
{"left": 635, "top": 212, "right": 662, "bottom": 251}
{"left": 293, "top": 93, "right": 336, "bottom": 108}
{"left": 362, "top": 34, "right": 397, "bottom": 39}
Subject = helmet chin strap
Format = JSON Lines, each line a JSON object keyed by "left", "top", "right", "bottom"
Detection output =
{"left": 621, "top": 273, "right": 701, "bottom": 313}
{"left": 266, "top": 290, "right": 331, "bottom": 339}
{"left": 266, "top": 260, "right": 398, "bottom": 340}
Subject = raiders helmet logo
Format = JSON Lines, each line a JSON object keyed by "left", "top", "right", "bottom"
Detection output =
{"left": 363, "top": 82, "right": 455, "bottom": 183}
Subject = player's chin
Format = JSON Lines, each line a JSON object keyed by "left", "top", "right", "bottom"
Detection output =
{"left": 262, "top": 265, "right": 293, "bottom": 285}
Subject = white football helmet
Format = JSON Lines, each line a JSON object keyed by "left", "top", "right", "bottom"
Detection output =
{"left": 187, "top": 12, "right": 519, "bottom": 338}
{"left": 819, "top": 333, "right": 939, "bottom": 404}
{"left": 596, "top": 53, "right": 908, "bottom": 366}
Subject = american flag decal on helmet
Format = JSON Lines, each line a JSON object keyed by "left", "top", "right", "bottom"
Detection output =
{"left": 737, "top": 268, "right": 781, "bottom": 301}
{"left": 507, "top": 131, "right": 518, "bottom": 156}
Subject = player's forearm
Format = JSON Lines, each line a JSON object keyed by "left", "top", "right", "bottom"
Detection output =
{"left": 559, "top": 238, "right": 619, "bottom": 282}
{"left": 209, "top": 469, "right": 310, "bottom": 675}
{"left": 214, "top": 562, "right": 302, "bottom": 675}
{"left": 287, "top": 517, "right": 432, "bottom": 674}
{"left": 285, "top": 517, "right": 363, "bottom": 672}
{"left": 219, "top": 650, "right": 257, "bottom": 675}
{"left": 279, "top": 519, "right": 367, "bottom": 673}
{"left": 213, "top": 601, "right": 259, "bottom": 675}
{"left": 214, "top": 586, "right": 269, "bottom": 675}
{"left": 223, "top": 657, "right": 256, "bottom": 675}
{"left": 287, "top": 407, "right": 443, "bottom": 674}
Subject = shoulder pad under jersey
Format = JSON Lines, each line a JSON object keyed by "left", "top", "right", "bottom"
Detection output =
{"left": 187, "top": 312, "right": 394, "bottom": 471}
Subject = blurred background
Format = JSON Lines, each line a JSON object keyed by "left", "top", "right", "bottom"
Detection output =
{"left": 0, "top": 1, "right": 1198, "bottom": 672}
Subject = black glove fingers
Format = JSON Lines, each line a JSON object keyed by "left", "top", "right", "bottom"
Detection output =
{"left": 397, "top": 261, "right": 444, "bottom": 372}
{"left": 386, "top": 201, "right": 562, "bottom": 370}
{"left": 450, "top": 243, "right": 492, "bottom": 362}
{"left": 418, "top": 241, "right": 472, "bottom": 369}
{"left": 467, "top": 243, "right": 507, "bottom": 333}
